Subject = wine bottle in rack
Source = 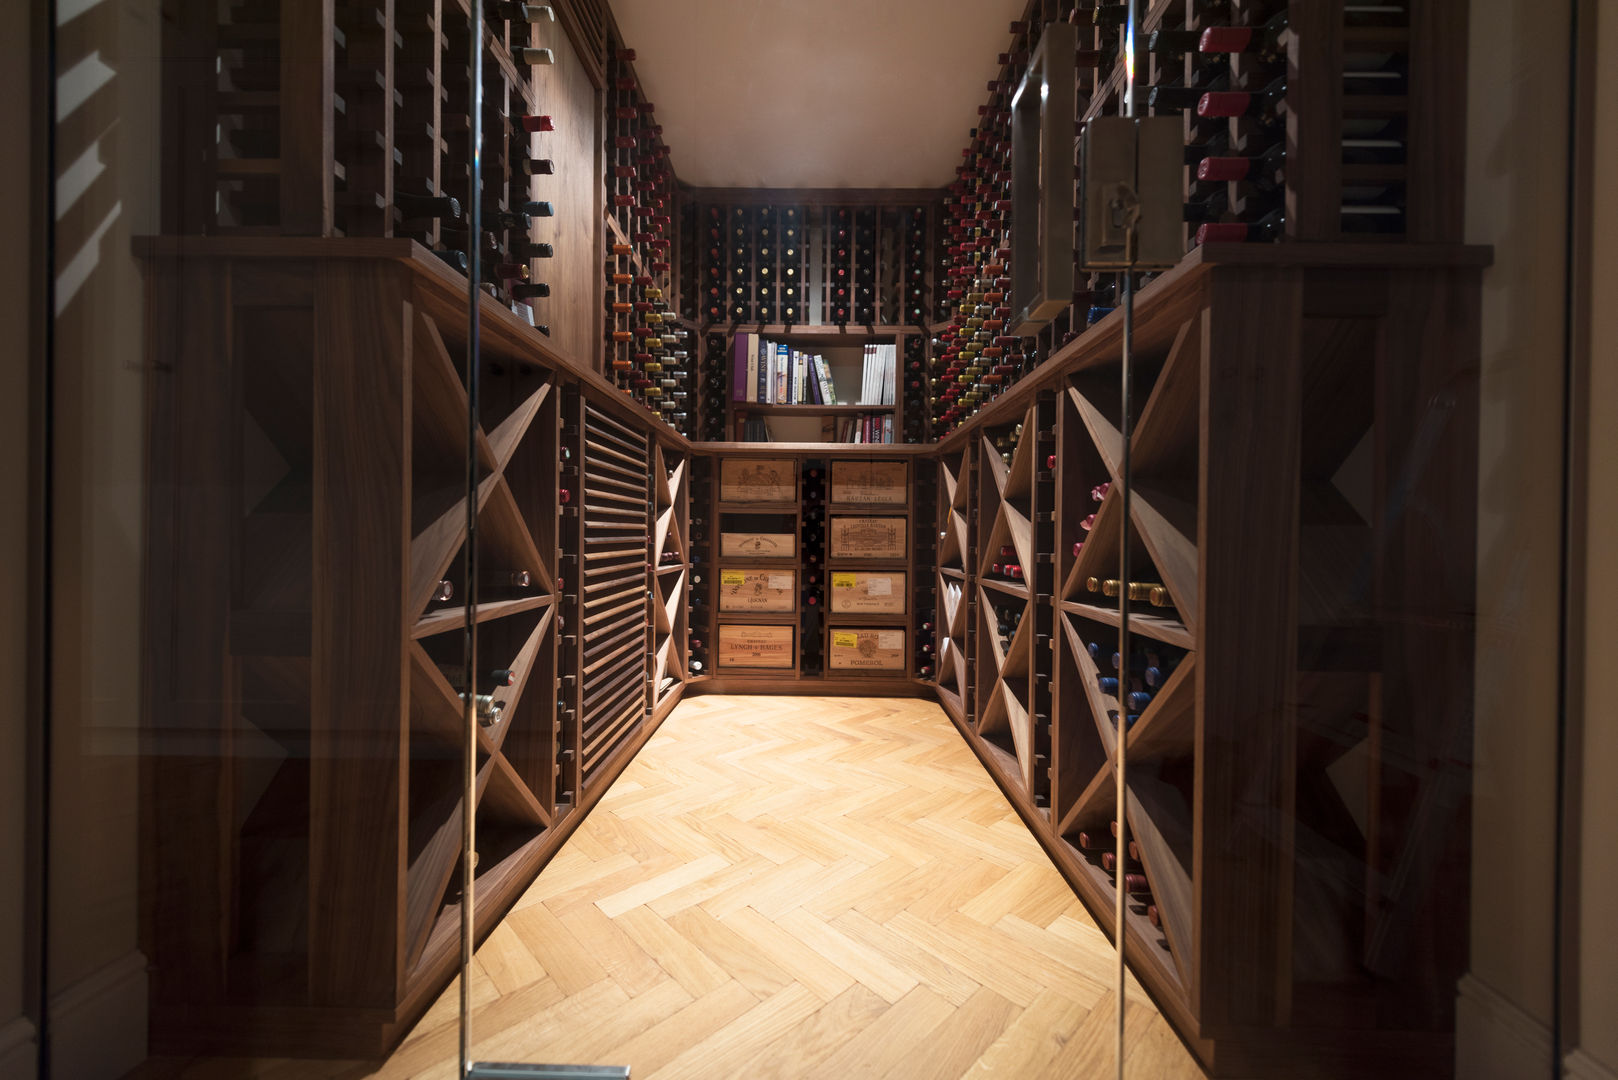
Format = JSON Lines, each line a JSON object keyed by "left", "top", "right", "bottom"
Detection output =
{"left": 395, "top": 192, "right": 462, "bottom": 223}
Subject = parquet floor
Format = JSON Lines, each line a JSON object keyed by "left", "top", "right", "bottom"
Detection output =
{"left": 132, "top": 695, "right": 1205, "bottom": 1080}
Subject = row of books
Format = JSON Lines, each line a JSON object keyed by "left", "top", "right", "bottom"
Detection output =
{"left": 728, "top": 333, "right": 896, "bottom": 406}
{"left": 835, "top": 414, "right": 895, "bottom": 443}
{"left": 731, "top": 333, "right": 836, "bottom": 405}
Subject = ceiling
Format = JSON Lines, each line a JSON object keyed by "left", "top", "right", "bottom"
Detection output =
{"left": 607, "top": 0, "right": 1028, "bottom": 191}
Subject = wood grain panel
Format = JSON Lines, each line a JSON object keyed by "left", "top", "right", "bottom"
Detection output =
{"left": 308, "top": 262, "right": 411, "bottom": 1004}
{"left": 1193, "top": 268, "right": 1302, "bottom": 1028}
{"left": 524, "top": 24, "right": 601, "bottom": 370}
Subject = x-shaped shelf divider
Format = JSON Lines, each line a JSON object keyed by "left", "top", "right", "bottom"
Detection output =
{"left": 408, "top": 311, "right": 555, "bottom": 621}
{"left": 1054, "top": 608, "right": 1196, "bottom": 986}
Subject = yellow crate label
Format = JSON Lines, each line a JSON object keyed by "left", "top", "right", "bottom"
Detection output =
{"left": 832, "top": 573, "right": 858, "bottom": 589}
{"left": 832, "top": 631, "right": 858, "bottom": 648}
{"left": 720, "top": 570, "right": 746, "bottom": 587}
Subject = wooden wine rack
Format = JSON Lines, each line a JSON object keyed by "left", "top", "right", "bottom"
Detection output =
{"left": 137, "top": 238, "right": 689, "bottom": 1057}
{"left": 932, "top": 0, "right": 1469, "bottom": 438}
{"left": 928, "top": 242, "right": 1487, "bottom": 1078}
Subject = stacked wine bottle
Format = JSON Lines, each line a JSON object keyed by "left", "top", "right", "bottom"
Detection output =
{"left": 800, "top": 465, "right": 826, "bottom": 675}
{"left": 602, "top": 45, "right": 693, "bottom": 432}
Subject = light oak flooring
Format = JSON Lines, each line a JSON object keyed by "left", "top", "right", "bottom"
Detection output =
{"left": 131, "top": 694, "right": 1204, "bottom": 1079}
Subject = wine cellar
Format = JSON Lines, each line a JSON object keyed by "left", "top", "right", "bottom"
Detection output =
{"left": 133, "top": 0, "right": 1488, "bottom": 1076}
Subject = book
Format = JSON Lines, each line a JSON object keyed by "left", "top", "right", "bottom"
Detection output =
{"left": 775, "top": 343, "right": 789, "bottom": 403}
{"left": 816, "top": 353, "right": 838, "bottom": 405}
{"left": 741, "top": 333, "right": 758, "bottom": 403}
{"left": 733, "top": 333, "right": 749, "bottom": 402}
{"left": 755, "top": 334, "right": 769, "bottom": 404}
{"left": 795, "top": 350, "right": 808, "bottom": 404}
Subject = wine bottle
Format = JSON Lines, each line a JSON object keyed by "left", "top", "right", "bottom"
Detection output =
{"left": 516, "top": 47, "right": 555, "bottom": 66}
{"left": 1197, "top": 77, "right": 1287, "bottom": 121}
{"left": 1196, "top": 140, "right": 1284, "bottom": 184}
{"left": 1195, "top": 208, "right": 1284, "bottom": 244}
{"left": 511, "top": 240, "right": 555, "bottom": 259}
{"left": 398, "top": 192, "right": 461, "bottom": 222}
{"left": 1197, "top": 10, "right": 1289, "bottom": 56}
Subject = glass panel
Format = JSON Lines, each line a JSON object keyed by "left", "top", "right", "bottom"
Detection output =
{"left": 26, "top": 1, "right": 1591, "bottom": 1078}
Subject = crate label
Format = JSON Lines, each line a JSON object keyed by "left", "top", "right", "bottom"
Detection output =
{"left": 867, "top": 576, "right": 893, "bottom": 596}
{"left": 827, "top": 626, "right": 906, "bottom": 670}
{"left": 829, "top": 516, "right": 907, "bottom": 560}
{"left": 718, "top": 568, "right": 794, "bottom": 612}
{"left": 720, "top": 532, "right": 795, "bottom": 557}
{"left": 831, "top": 461, "right": 908, "bottom": 505}
{"left": 717, "top": 624, "right": 794, "bottom": 668}
{"left": 720, "top": 458, "right": 796, "bottom": 502}
{"left": 832, "top": 573, "right": 858, "bottom": 589}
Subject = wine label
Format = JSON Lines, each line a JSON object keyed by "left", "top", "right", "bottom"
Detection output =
{"left": 828, "top": 516, "right": 908, "bottom": 560}
{"left": 830, "top": 571, "right": 907, "bottom": 614}
{"left": 718, "top": 624, "right": 795, "bottom": 669}
{"left": 720, "top": 458, "right": 796, "bottom": 503}
{"left": 720, "top": 532, "right": 795, "bottom": 557}
{"left": 830, "top": 460, "right": 908, "bottom": 506}
{"left": 828, "top": 626, "right": 907, "bottom": 671}
{"left": 718, "top": 568, "right": 795, "bottom": 612}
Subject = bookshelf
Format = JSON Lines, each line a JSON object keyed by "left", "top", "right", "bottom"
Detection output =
{"left": 720, "top": 327, "right": 916, "bottom": 444}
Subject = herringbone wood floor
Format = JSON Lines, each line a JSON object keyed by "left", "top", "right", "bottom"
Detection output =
{"left": 133, "top": 695, "right": 1205, "bottom": 1079}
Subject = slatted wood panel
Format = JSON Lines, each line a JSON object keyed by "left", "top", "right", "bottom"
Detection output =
{"left": 128, "top": 694, "right": 1205, "bottom": 1080}
{"left": 577, "top": 400, "right": 652, "bottom": 784}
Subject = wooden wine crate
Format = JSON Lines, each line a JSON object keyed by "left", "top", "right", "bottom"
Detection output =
{"left": 828, "top": 627, "right": 907, "bottom": 671}
{"left": 830, "top": 460, "right": 908, "bottom": 506}
{"left": 718, "top": 568, "right": 796, "bottom": 613}
{"left": 719, "top": 458, "right": 796, "bottom": 503}
{"left": 829, "top": 570, "right": 907, "bottom": 615}
{"left": 720, "top": 531, "right": 796, "bottom": 558}
{"left": 828, "top": 515, "right": 908, "bottom": 560}
{"left": 717, "top": 623, "right": 795, "bottom": 669}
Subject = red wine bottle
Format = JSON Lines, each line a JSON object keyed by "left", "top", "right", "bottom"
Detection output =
{"left": 1195, "top": 140, "right": 1283, "bottom": 184}
{"left": 1197, "top": 77, "right": 1286, "bottom": 121}
{"left": 1195, "top": 209, "right": 1284, "bottom": 243}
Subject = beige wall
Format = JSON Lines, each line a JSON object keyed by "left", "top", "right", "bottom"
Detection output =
{"left": 45, "top": 0, "right": 163, "bottom": 1074}
{"left": 1575, "top": 2, "right": 1618, "bottom": 1074}
{"left": 1463, "top": 3, "right": 1618, "bottom": 1079}
{"left": 0, "top": 0, "right": 38, "bottom": 1071}
{"left": 1462, "top": 0, "right": 1570, "bottom": 1037}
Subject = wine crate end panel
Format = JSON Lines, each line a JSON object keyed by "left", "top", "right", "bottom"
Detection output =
{"left": 718, "top": 568, "right": 796, "bottom": 613}
{"left": 828, "top": 627, "right": 907, "bottom": 671}
{"left": 829, "top": 515, "right": 908, "bottom": 560}
{"left": 830, "top": 571, "right": 907, "bottom": 615}
{"left": 830, "top": 460, "right": 908, "bottom": 506}
{"left": 720, "top": 532, "right": 796, "bottom": 558}
{"left": 720, "top": 459, "right": 797, "bottom": 503}
{"left": 717, "top": 623, "right": 795, "bottom": 669}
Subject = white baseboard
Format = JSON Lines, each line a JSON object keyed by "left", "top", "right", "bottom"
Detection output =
{"left": 49, "top": 950, "right": 147, "bottom": 1080}
{"left": 0, "top": 1015, "right": 38, "bottom": 1078}
{"left": 1567, "top": 1049, "right": 1618, "bottom": 1080}
{"left": 1456, "top": 973, "right": 1554, "bottom": 1080}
